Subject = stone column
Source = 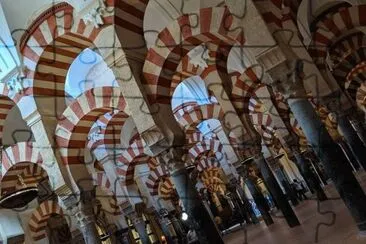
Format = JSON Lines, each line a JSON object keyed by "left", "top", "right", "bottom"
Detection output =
{"left": 115, "top": 228, "right": 129, "bottom": 244}
{"left": 264, "top": 59, "right": 366, "bottom": 232}
{"left": 254, "top": 153, "right": 300, "bottom": 227}
{"left": 159, "top": 149, "right": 224, "bottom": 244}
{"left": 128, "top": 212, "right": 151, "bottom": 244}
{"left": 348, "top": 113, "right": 366, "bottom": 146}
{"left": 292, "top": 150, "right": 327, "bottom": 201}
{"left": 337, "top": 113, "right": 366, "bottom": 170}
{"left": 55, "top": 187, "right": 101, "bottom": 244}
{"left": 70, "top": 207, "right": 102, "bottom": 244}
{"left": 243, "top": 177, "right": 273, "bottom": 225}
{"left": 228, "top": 180, "right": 259, "bottom": 224}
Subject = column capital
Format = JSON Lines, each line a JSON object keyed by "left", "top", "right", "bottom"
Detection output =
{"left": 259, "top": 57, "right": 307, "bottom": 99}
{"left": 319, "top": 90, "right": 353, "bottom": 116}
{"left": 68, "top": 205, "right": 95, "bottom": 228}
{"left": 140, "top": 125, "right": 169, "bottom": 156}
{"left": 157, "top": 147, "right": 185, "bottom": 174}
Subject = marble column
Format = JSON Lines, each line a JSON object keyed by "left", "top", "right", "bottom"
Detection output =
{"left": 263, "top": 58, "right": 366, "bottom": 231}
{"left": 232, "top": 181, "right": 259, "bottom": 224}
{"left": 58, "top": 190, "right": 101, "bottom": 244}
{"left": 338, "top": 114, "right": 366, "bottom": 170}
{"left": 348, "top": 113, "right": 366, "bottom": 146}
{"left": 159, "top": 149, "right": 224, "bottom": 244}
{"left": 292, "top": 150, "right": 327, "bottom": 201}
{"left": 288, "top": 98, "right": 366, "bottom": 231}
{"left": 254, "top": 154, "right": 300, "bottom": 227}
{"left": 129, "top": 213, "right": 151, "bottom": 244}
{"left": 71, "top": 208, "right": 102, "bottom": 244}
{"left": 244, "top": 178, "right": 273, "bottom": 225}
{"left": 115, "top": 228, "right": 129, "bottom": 244}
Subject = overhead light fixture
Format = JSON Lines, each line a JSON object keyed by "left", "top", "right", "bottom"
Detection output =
{"left": 181, "top": 212, "right": 188, "bottom": 221}
{"left": 0, "top": 175, "right": 38, "bottom": 209}
{"left": 241, "top": 156, "right": 254, "bottom": 165}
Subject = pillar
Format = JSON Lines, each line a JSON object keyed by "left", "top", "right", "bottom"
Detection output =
{"left": 129, "top": 213, "right": 151, "bottom": 244}
{"left": 159, "top": 149, "right": 224, "bottom": 244}
{"left": 115, "top": 228, "right": 129, "bottom": 244}
{"left": 338, "top": 114, "right": 366, "bottom": 170}
{"left": 230, "top": 180, "right": 259, "bottom": 224}
{"left": 244, "top": 178, "right": 273, "bottom": 225}
{"left": 292, "top": 150, "right": 327, "bottom": 201}
{"left": 254, "top": 154, "right": 300, "bottom": 227}
{"left": 288, "top": 97, "right": 366, "bottom": 231}
{"left": 348, "top": 111, "right": 366, "bottom": 146}
{"left": 262, "top": 58, "right": 366, "bottom": 232}
{"left": 72, "top": 209, "right": 102, "bottom": 244}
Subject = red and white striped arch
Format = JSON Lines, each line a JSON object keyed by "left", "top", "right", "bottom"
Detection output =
{"left": 20, "top": 1, "right": 115, "bottom": 99}
{"left": 1, "top": 163, "right": 47, "bottom": 195}
{"left": 0, "top": 96, "right": 17, "bottom": 144}
{"left": 356, "top": 82, "right": 366, "bottom": 112}
{"left": 329, "top": 33, "right": 366, "bottom": 66}
{"left": 345, "top": 61, "right": 366, "bottom": 99}
{"left": 56, "top": 87, "right": 127, "bottom": 166}
{"left": 175, "top": 103, "right": 225, "bottom": 133}
{"left": 159, "top": 177, "right": 175, "bottom": 201}
{"left": 143, "top": 7, "right": 244, "bottom": 105}
{"left": 230, "top": 67, "right": 262, "bottom": 114}
{"left": 145, "top": 164, "right": 170, "bottom": 196}
{"left": 0, "top": 142, "right": 48, "bottom": 194}
{"left": 86, "top": 110, "right": 129, "bottom": 162}
{"left": 309, "top": 5, "right": 366, "bottom": 71}
{"left": 197, "top": 157, "right": 221, "bottom": 172}
{"left": 252, "top": 0, "right": 283, "bottom": 32}
{"left": 1, "top": 142, "right": 42, "bottom": 177}
{"left": 28, "top": 200, "right": 64, "bottom": 241}
{"left": 188, "top": 139, "right": 223, "bottom": 163}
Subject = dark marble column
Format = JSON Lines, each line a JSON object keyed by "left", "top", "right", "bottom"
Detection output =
{"left": 170, "top": 167, "right": 224, "bottom": 244}
{"left": 244, "top": 178, "right": 273, "bottom": 226}
{"left": 293, "top": 150, "right": 327, "bottom": 201}
{"left": 234, "top": 182, "right": 259, "bottom": 224}
{"left": 338, "top": 114, "right": 366, "bottom": 170}
{"left": 129, "top": 213, "right": 151, "bottom": 244}
{"left": 115, "top": 228, "right": 130, "bottom": 244}
{"left": 254, "top": 154, "right": 300, "bottom": 227}
{"left": 288, "top": 97, "right": 366, "bottom": 231}
{"left": 157, "top": 148, "right": 224, "bottom": 244}
{"left": 349, "top": 113, "right": 366, "bottom": 146}
{"left": 73, "top": 211, "right": 102, "bottom": 244}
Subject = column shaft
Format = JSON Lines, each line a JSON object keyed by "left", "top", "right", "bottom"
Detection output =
{"left": 78, "top": 222, "right": 102, "bottom": 244}
{"left": 255, "top": 155, "right": 300, "bottom": 227}
{"left": 293, "top": 151, "right": 327, "bottom": 201}
{"left": 130, "top": 215, "right": 151, "bottom": 244}
{"left": 244, "top": 178, "right": 273, "bottom": 225}
{"left": 288, "top": 98, "right": 366, "bottom": 231}
{"left": 171, "top": 167, "right": 224, "bottom": 244}
{"left": 338, "top": 115, "right": 366, "bottom": 170}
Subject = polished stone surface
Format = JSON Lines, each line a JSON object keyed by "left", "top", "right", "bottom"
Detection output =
{"left": 224, "top": 171, "right": 366, "bottom": 244}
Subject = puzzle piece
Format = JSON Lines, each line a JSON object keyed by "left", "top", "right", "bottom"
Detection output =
{"left": 1, "top": 0, "right": 365, "bottom": 243}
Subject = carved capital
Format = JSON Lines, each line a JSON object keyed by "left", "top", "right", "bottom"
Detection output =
{"left": 68, "top": 206, "right": 94, "bottom": 228}
{"left": 260, "top": 56, "right": 307, "bottom": 99}
{"left": 81, "top": 0, "right": 107, "bottom": 28}
{"left": 140, "top": 126, "right": 169, "bottom": 156}
{"left": 157, "top": 148, "right": 184, "bottom": 173}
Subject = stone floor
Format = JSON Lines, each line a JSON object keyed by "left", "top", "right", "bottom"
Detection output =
{"left": 223, "top": 171, "right": 366, "bottom": 244}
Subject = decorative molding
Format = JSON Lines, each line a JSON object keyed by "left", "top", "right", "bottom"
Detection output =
{"left": 19, "top": 2, "right": 72, "bottom": 51}
{"left": 140, "top": 126, "right": 168, "bottom": 156}
{"left": 81, "top": 0, "right": 107, "bottom": 28}
{"left": 187, "top": 44, "right": 210, "bottom": 69}
{"left": 256, "top": 46, "right": 287, "bottom": 74}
